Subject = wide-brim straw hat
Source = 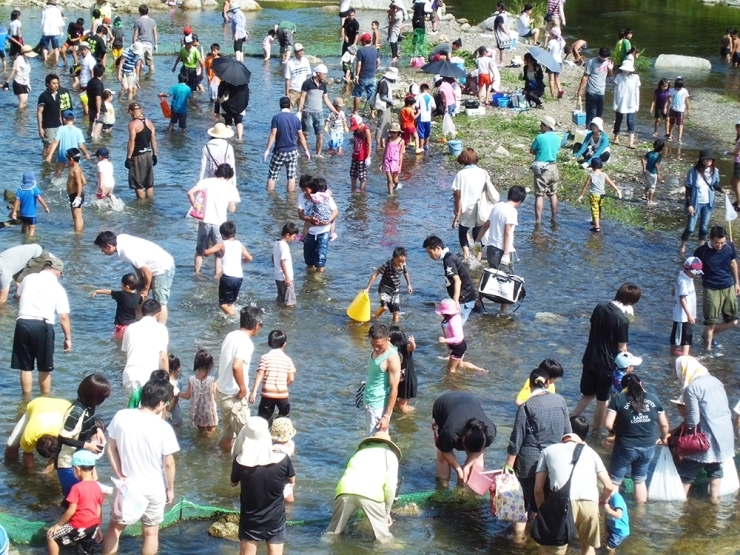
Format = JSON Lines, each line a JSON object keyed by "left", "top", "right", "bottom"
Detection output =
{"left": 207, "top": 122, "right": 235, "bottom": 139}
{"left": 358, "top": 431, "right": 402, "bottom": 461}
{"left": 235, "top": 418, "right": 285, "bottom": 467}
{"left": 21, "top": 45, "right": 38, "bottom": 57}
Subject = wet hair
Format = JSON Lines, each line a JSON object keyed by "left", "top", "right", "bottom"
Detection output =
{"left": 507, "top": 185, "right": 527, "bottom": 203}
{"left": 653, "top": 139, "right": 665, "bottom": 152}
{"left": 77, "top": 374, "right": 112, "bottom": 408}
{"left": 239, "top": 306, "right": 263, "bottom": 330}
{"left": 388, "top": 325, "right": 408, "bottom": 348}
{"left": 268, "top": 329, "right": 287, "bottom": 349}
{"left": 66, "top": 148, "right": 81, "bottom": 162}
{"left": 392, "top": 246, "right": 407, "bottom": 259}
{"left": 457, "top": 147, "right": 479, "bottom": 166}
{"left": 614, "top": 283, "right": 641, "bottom": 306}
{"left": 193, "top": 348, "right": 214, "bottom": 372}
{"left": 279, "top": 96, "right": 291, "bottom": 109}
{"left": 710, "top": 225, "right": 727, "bottom": 239}
{"left": 368, "top": 323, "right": 389, "bottom": 340}
{"left": 281, "top": 222, "right": 299, "bottom": 236}
{"left": 674, "top": 78, "right": 684, "bottom": 89}
{"left": 45, "top": 73, "right": 60, "bottom": 85}
{"left": 36, "top": 435, "right": 59, "bottom": 458}
{"left": 298, "top": 174, "right": 314, "bottom": 191}
{"left": 11, "top": 10, "right": 20, "bottom": 20}
{"left": 168, "top": 355, "right": 181, "bottom": 373}
{"left": 312, "top": 177, "right": 328, "bottom": 193}
{"left": 422, "top": 235, "right": 444, "bottom": 250}
{"left": 140, "top": 379, "right": 173, "bottom": 409}
{"left": 529, "top": 368, "right": 549, "bottom": 389}
{"left": 591, "top": 157, "right": 604, "bottom": 169}
{"left": 141, "top": 298, "right": 162, "bottom": 317}
{"left": 177, "top": 73, "right": 188, "bottom": 83}
{"left": 215, "top": 163, "right": 234, "bottom": 180}
{"left": 92, "top": 8, "right": 101, "bottom": 18}
{"left": 220, "top": 220, "right": 236, "bottom": 239}
{"left": 621, "top": 373, "right": 646, "bottom": 413}
{"left": 461, "top": 418, "right": 492, "bottom": 453}
{"left": 94, "top": 231, "right": 117, "bottom": 248}
{"left": 93, "top": 64, "right": 105, "bottom": 78}
{"left": 598, "top": 47, "right": 611, "bottom": 58}
{"left": 121, "top": 273, "right": 138, "bottom": 289}
{"left": 139, "top": 4, "right": 149, "bottom": 15}
{"left": 538, "top": 358, "right": 564, "bottom": 379}
{"left": 570, "top": 416, "right": 589, "bottom": 440}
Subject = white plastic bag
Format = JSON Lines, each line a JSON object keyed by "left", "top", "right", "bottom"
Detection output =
{"left": 112, "top": 478, "right": 148, "bottom": 525}
{"left": 442, "top": 112, "right": 456, "bottom": 137}
{"left": 725, "top": 194, "right": 738, "bottom": 223}
{"left": 648, "top": 446, "right": 686, "bottom": 501}
{"left": 713, "top": 456, "right": 739, "bottom": 497}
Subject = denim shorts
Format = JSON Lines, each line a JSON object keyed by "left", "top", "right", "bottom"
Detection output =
{"left": 152, "top": 265, "right": 175, "bottom": 306}
{"left": 677, "top": 459, "right": 723, "bottom": 484}
{"left": 352, "top": 77, "right": 376, "bottom": 100}
{"left": 302, "top": 111, "right": 324, "bottom": 136}
{"left": 303, "top": 232, "right": 329, "bottom": 268}
{"left": 196, "top": 222, "right": 220, "bottom": 255}
{"left": 41, "top": 35, "right": 61, "bottom": 50}
{"left": 607, "top": 529, "right": 626, "bottom": 549}
{"left": 608, "top": 443, "right": 655, "bottom": 484}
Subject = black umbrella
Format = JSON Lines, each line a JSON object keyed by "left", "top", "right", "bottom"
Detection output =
{"left": 211, "top": 57, "right": 252, "bottom": 86}
{"left": 420, "top": 60, "right": 466, "bottom": 79}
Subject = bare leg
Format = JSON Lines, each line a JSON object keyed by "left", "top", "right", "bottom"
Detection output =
{"left": 709, "top": 477, "right": 722, "bottom": 504}
{"left": 135, "top": 189, "right": 146, "bottom": 200}
{"left": 634, "top": 480, "right": 648, "bottom": 503}
{"left": 534, "top": 195, "right": 544, "bottom": 224}
{"left": 194, "top": 254, "right": 203, "bottom": 273}
{"left": 141, "top": 523, "right": 159, "bottom": 555}
{"left": 159, "top": 305, "right": 168, "bottom": 326}
{"left": 220, "top": 304, "right": 235, "bottom": 315}
{"left": 0, "top": 287, "right": 9, "bottom": 303}
{"left": 38, "top": 371, "right": 51, "bottom": 394}
{"left": 236, "top": 122, "right": 243, "bottom": 140}
{"left": 20, "top": 371, "right": 33, "bottom": 395}
{"left": 571, "top": 394, "right": 595, "bottom": 417}
{"left": 287, "top": 178, "right": 295, "bottom": 192}
{"left": 72, "top": 207, "right": 83, "bottom": 231}
{"left": 593, "top": 399, "right": 608, "bottom": 431}
{"left": 101, "top": 521, "right": 126, "bottom": 555}
{"left": 373, "top": 306, "right": 387, "bottom": 320}
{"left": 240, "top": 540, "right": 258, "bottom": 555}
{"left": 267, "top": 178, "right": 276, "bottom": 191}
{"left": 266, "top": 542, "right": 284, "bottom": 555}
{"left": 549, "top": 194, "right": 559, "bottom": 223}
{"left": 435, "top": 448, "right": 452, "bottom": 486}
{"left": 316, "top": 133, "right": 324, "bottom": 155}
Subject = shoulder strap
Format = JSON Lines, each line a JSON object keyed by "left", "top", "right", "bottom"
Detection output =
{"left": 561, "top": 443, "right": 585, "bottom": 495}
{"left": 522, "top": 403, "right": 544, "bottom": 452}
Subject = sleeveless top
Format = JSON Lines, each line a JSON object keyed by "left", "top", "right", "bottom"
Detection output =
{"left": 133, "top": 118, "right": 153, "bottom": 156}
{"left": 363, "top": 346, "right": 398, "bottom": 410}
{"left": 188, "top": 375, "right": 219, "bottom": 427}
{"left": 222, "top": 239, "right": 244, "bottom": 279}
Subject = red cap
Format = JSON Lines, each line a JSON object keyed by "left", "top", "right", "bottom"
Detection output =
{"left": 361, "top": 32, "right": 371, "bottom": 42}
{"left": 184, "top": 26, "right": 192, "bottom": 35}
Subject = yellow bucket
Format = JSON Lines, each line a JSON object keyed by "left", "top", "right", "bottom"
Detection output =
{"left": 346, "top": 290, "right": 371, "bottom": 322}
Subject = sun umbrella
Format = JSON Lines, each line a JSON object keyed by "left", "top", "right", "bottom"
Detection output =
{"left": 420, "top": 60, "right": 466, "bottom": 79}
{"left": 527, "top": 46, "right": 561, "bottom": 74}
{"left": 211, "top": 57, "right": 251, "bottom": 86}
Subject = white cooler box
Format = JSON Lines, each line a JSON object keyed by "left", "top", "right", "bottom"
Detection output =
{"left": 478, "top": 268, "right": 525, "bottom": 304}
{"left": 465, "top": 106, "right": 486, "bottom": 116}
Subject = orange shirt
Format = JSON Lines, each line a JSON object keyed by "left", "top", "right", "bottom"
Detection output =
{"left": 258, "top": 349, "right": 296, "bottom": 399}
{"left": 204, "top": 54, "right": 217, "bottom": 81}
{"left": 399, "top": 106, "right": 416, "bottom": 130}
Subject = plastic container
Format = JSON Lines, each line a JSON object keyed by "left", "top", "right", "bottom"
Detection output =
{"left": 465, "top": 106, "right": 486, "bottom": 116}
{"left": 496, "top": 96, "right": 511, "bottom": 108}
{"left": 621, "top": 186, "right": 634, "bottom": 200}
{"left": 574, "top": 128, "right": 587, "bottom": 146}
{"left": 572, "top": 109, "right": 586, "bottom": 126}
{"left": 450, "top": 57, "right": 467, "bottom": 85}
{"left": 492, "top": 92, "right": 507, "bottom": 105}
{"left": 346, "top": 290, "right": 371, "bottom": 322}
{"left": 448, "top": 140, "right": 464, "bottom": 156}
{"left": 467, "top": 467, "right": 502, "bottom": 495}
{"left": 0, "top": 525, "right": 8, "bottom": 555}
{"left": 556, "top": 131, "right": 569, "bottom": 148}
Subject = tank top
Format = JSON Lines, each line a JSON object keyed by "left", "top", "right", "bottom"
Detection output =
{"left": 133, "top": 118, "right": 152, "bottom": 156}
{"left": 222, "top": 239, "right": 244, "bottom": 278}
{"left": 363, "top": 346, "right": 398, "bottom": 410}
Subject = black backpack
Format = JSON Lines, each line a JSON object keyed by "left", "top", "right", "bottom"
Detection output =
{"left": 531, "top": 443, "right": 584, "bottom": 547}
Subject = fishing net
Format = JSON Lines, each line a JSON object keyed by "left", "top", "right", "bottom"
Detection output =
{"left": 405, "top": 29, "right": 429, "bottom": 58}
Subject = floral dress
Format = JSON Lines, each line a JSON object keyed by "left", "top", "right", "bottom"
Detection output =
{"left": 189, "top": 375, "right": 219, "bottom": 427}
{"left": 382, "top": 139, "right": 404, "bottom": 173}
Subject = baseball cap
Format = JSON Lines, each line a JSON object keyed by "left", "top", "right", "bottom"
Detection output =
{"left": 129, "top": 101, "right": 142, "bottom": 111}
{"left": 95, "top": 147, "right": 110, "bottom": 158}
{"left": 349, "top": 114, "right": 362, "bottom": 130}
{"left": 183, "top": 25, "right": 192, "bottom": 34}
{"left": 361, "top": 32, "right": 371, "bottom": 42}
{"left": 71, "top": 450, "right": 97, "bottom": 467}
{"left": 62, "top": 110, "right": 75, "bottom": 119}
{"left": 294, "top": 43, "right": 304, "bottom": 51}
{"left": 44, "top": 256, "right": 65, "bottom": 274}
{"left": 684, "top": 256, "right": 703, "bottom": 276}
{"left": 615, "top": 352, "right": 642, "bottom": 369}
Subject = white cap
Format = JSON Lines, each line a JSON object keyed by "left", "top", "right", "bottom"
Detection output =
{"left": 294, "top": 43, "right": 304, "bottom": 51}
{"left": 314, "top": 64, "right": 328, "bottom": 74}
{"left": 615, "top": 352, "right": 642, "bottom": 369}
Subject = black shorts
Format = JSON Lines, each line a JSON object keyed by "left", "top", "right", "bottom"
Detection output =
{"left": 0, "top": 50, "right": 5, "bottom": 59}
{"left": 257, "top": 396, "right": 291, "bottom": 420}
{"left": 234, "top": 38, "right": 246, "bottom": 52}
{"left": 11, "top": 319, "right": 55, "bottom": 372}
{"left": 449, "top": 339, "right": 467, "bottom": 360}
{"left": 339, "top": 9, "right": 351, "bottom": 17}
{"left": 48, "top": 524, "right": 98, "bottom": 554}
{"left": 580, "top": 367, "right": 613, "bottom": 402}
{"left": 238, "top": 521, "right": 286, "bottom": 544}
{"left": 721, "top": 47, "right": 731, "bottom": 57}
{"left": 12, "top": 81, "right": 29, "bottom": 95}
{"left": 670, "top": 321, "right": 693, "bottom": 347}
{"left": 733, "top": 52, "right": 740, "bottom": 65}
{"left": 519, "top": 476, "right": 538, "bottom": 516}
{"left": 68, "top": 193, "right": 85, "bottom": 207}
{"left": 733, "top": 162, "right": 740, "bottom": 179}
{"left": 170, "top": 112, "right": 187, "bottom": 129}
{"left": 218, "top": 274, "right": 242, "bottom": 305}
{"left": 223, "top": 112, "right": 243, "bottom": 126}
{"left": 653, "top": 109, "right": 667, "bottom": 120}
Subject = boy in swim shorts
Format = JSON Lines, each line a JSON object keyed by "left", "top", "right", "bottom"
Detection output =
{"left": 65, "top": 148, "right": 86, "bottom": 232}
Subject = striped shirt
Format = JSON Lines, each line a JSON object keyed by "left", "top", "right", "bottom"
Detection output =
{"left": 258, "top": 349, "right": 296, "bottom": 399}
{"left": 377, "top": 259, "right": 407, "bottom": 296}
{"left": 121, "top": 47, "right": 141, "bottom": 75}
{"left": 546, "top": 0, "right": 562, "bottom": 16}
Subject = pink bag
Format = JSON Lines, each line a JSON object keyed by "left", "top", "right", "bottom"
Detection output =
{"left": 188, "top": 189, "right": 207, "bottom": 220}
{"left": 411, "top": 56, "right": 425, "bottom": 68}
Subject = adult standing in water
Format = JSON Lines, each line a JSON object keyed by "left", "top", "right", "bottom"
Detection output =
{"left": 11, "top": 256, "right": 71, "bottom": 396}
{"left": 362, "top": 324, "right": 401, "bottom": 435}
{"left": 40, "top": 0, "right": 64, "bottom": 65}
{"left": 284, "top": 44, "right": 311, "bottom": 109}
{"left": 265, "top": 96, "right": 310, "bottom": 192}
{"left": 37, "top": 74, "right": 73, "bottom": 161}
{"left": 297, "top": 64, "right": 339, "bottom": 157}
{"left": 125, "top": 101, "right": 158, "bottom": 200}
{"left": 3, "top": 45, "right": 38, "bottom": 110}
{"left": 0, "top": 244, "right": 43, "bottom": 303}
{"left": 352, "top": 33, "right": 380, "bottom": 114}
{"left": 572, "top": 283, "right": 642, "bottom": 432}
{"left": 132, "top": 4, "right": 158, "bottom": 73}
{"left": 530, "top": 115, "right": 561, "bottom": 225}
{"left": 200, "top": 123, "right": 236, "bottom": 183}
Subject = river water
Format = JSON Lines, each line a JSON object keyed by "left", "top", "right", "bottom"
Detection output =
{"left": 1, "top": 1, "right": 740, "bottom": 554}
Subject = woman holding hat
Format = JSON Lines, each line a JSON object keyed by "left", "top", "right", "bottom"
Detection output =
{"left": 679, "top": 150, "right": 724, "bottom": 255}
{"left": 200, "top": 123, "right": 236, "bottom": 184}
{"left": 325, "top": 431, "right": 401, "bottom": 542}
{"left": 574, "top": 117, "right": 611, "bottom": 168}
{"left": 3, "top": 44, "right": 38, "bottom": 109}
{"left": 230, "top": 417, "right": 296, "bottom": 553}
{"left": 375, "top": 67, "right": 398, "bottom": 149}
{"left": 612, "top": 58, "right": 641, "bottom": 148}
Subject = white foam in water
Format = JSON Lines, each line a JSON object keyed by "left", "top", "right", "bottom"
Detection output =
{"left": 49, "top": 176, "right": 66, "bottom": 189}
{"left": 92, "top": 195, "right": 125, "bottom": 212}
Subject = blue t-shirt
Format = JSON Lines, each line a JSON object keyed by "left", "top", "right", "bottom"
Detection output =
{"left": 55, "top": 125, "right": 85, "bottom": 163}
{"left": 645, "top": 151, "right": 661, "bottom": 174}
{"left": 0, "top": 32, "right": 8, "bottom": 52}
{"left": 355, "top": 45, "right": 379, "bottom": 81}
{"left": 606, "top": 492, "right": 630, "bottom": 537}
{"left": 16, "top": 187, "right": 41, "bottom": 218}
{"left": 169, "top": 83, "right": 192, "bottom": 115}
{"left": 695, "top": 241, "right": 737, "bottom": 291}
{"left": 271, "top": 111, "right": 301, "bottom": 153}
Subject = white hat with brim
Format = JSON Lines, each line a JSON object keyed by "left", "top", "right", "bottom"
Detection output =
{"left": 235, "top": 418, "right": 286, "bottom": 467}
{"left": 21, "top": 45, "right": 38, "bottom": 57}
{"left": 619, "top": 60, "right": 635, "bottom": 72}
{"left": 207, "top": 122, "right": 235, "bottom": 139}
{"left": 590, "top": 117, "right": 604, "bottom": 131}
{"left": 384, "top": 67, "right": 399, "bottom": 80}
{"left": 511, "top": 55, "right": 524, "bottom": 66}
{"left": 358, "top": 431, "right": 402, "bottom": 461}
{"left": 131, "top": 42, "right": 145, "bottom": 56}
{"left": 540, "top": 115, "right": 556, "bottom": 129}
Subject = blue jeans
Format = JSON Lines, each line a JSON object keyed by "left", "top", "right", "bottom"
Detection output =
{"left": 352, "top": 78, "right": 376, "bottom": 101}
{"left": 608, "top": 443, "right": 655, "bottom": 484}
{"left": 302, "top": 111, "right": 324, "bottom": 136}
{"left": 613, "top": 111, "right": 635, "bottom": 134}
{"left": 304, "top": 231, "right": 329, "bottom": 268}
{"left": 460, "top": 299, "right": 476, "bottom": 325}
{"left": 681, "top": 203, "right": 712, "bottom": 242}
{"left": 447, "top": 104, "right": 456, "bottom": 115}
{"left": 585, "top": 92, "right": 604, "bottom": 124}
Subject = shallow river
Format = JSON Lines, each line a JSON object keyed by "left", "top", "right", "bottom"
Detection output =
{"left": 1, "top": 1, "right": 740, "bottom": 554}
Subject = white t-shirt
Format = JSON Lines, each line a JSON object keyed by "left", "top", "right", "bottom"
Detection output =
{"left": 98, "top": 159, "right": 115, "bottom": 190}
{"left": 222, "top": 239, "right": 244, "bottom": 278}
{"left": 9, "top": 20, "right": 21, "bottom": 38}
{"left": 696, "top": 169, "right": 712, "bottom": 204}
{"left": 673, "top": 271, "right": 696, "bottom": 323}
{"left": 217, "top": 329, "right": 254, "bottom": 395}
{"left": 194, "top": 177, "right": 241, "bottom": 226}
{"left": 199, "top": 138, "right": 236, "bottom": 184}
{"left": 483, "top": 201, "right": 518, "bottom": 250}
{"left": 297, "top": 195, "right": 337, "bottom": 235}
{"left": 263, "top": 34, "right": 275, "bottom": 49}
{"left": 547, "top": 38, "right": 564, "bottom": 63}
{"left": 121, "top": 316, "right": 169, "bottom": 386}
{"left": 613, "top": 73, "right": 641, "bottom": 114}
{"left": 80, "top": 53, "right": 97, "bottom": 88}
{"left": 415, "top": 93, "right": 436, "bottom": 123}
{"left": 273, "top": 239, "right": 293, "bottom": 281}
{"left": 17, "top": 270, "right": 70, "bottom": 324}
{"left": 475, "top": 56, "right": 495, "bottom": 76}
{"left": 13, "top": 57, "right": 31, "bottom": 86}
{"left": 284, "top": 56, "right": 312, "bottom": 93}
{"left": 670, "top": 88, "right": 689, "bottom": 112}
{"left": 517, "top": 13, "right": 531, "bottom": 36}
{"left": 451, "top": 165, "right": 489, "bottom": 209}
{"left": 339, "top": 0, "right": 351, "bottom": 12}
{"left": 536, "top": 441, "right": 606, "bottom": 502}
{"left": 107, "top": 408, "right": 180, "bottom": 493}
{"left": 116, "top": 234, "right": 175, "bottom": 276}
{"left": 41, "top": 5, "right": 65, "bottom": 37}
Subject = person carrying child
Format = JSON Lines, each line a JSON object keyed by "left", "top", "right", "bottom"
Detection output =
{"left": 11, "top": 172, "right": 50, "bottom": 237}
{"left": 271, "top": 417, "right": 297, "bottom": 502}
{"left": 641, "top": 139, "right": 663, "bottom": 205}
{"left": 65, "top": 148, "right": 87, "bottom": 232}
{"left": 46, "top": 450, "right": 103, "bottom": 555}
{"left": 90, "top": 273, "right": 141, "bottom": 339}
{"left": 671, "top": 257, "right": 702, "bottom": 356}
{"left": 382, "top": 123, "right": 405, "bottom": 194}
{"left": 436, "top": 299, "right": 486, "bottom": 373}
{"left": 364, "top": 247, "right": 413, "bottom": 323}
{"left": 389, "top": 325, "right": 417, "bottom": 413}
{"left": 273, "top": 222, "right": 298, "bottom": 307}
{"left": 203, "top": 221, "right": 253, "bottom": 315}
{"left": 577, "top": 156, "right": 622, "bottom": 232}
{"left": 324, "top": 97, "right": 348, "bottom": 155}
{"left": 179, "top": 348, "right": 218, "bottom": 434}
{"left": 249, "top": 330, "right": 297, "bottom": 422}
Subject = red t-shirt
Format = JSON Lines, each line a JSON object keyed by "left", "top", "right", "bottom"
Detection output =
{"left": 67, "top": 480, "right": 103, "bottom": 529}
{"left": 352, "top": 126, "right": 370, "bottom": 161}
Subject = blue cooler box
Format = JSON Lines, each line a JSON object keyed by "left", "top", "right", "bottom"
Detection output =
{"left": 572, "top": 110, "right": 586, "bottom": 126}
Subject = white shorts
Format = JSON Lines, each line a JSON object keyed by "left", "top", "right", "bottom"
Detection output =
{"left": 644, "top": 171, "right": 658, "bottom": 193}
{"left": 121, "top": 73, "right": 137, "bottom": 91}
{"left": 364, "top": 406, "right": 384, "bottom": 436}
{"left": 112, "top": 486, "right": 167, "bottom": 527}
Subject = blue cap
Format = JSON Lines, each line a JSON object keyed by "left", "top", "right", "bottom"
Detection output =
{"left": 71, "top": 450, "right": 97, "bottom": 467}
{"left": 21, "top": 172, "right": 36, "bottom": 187}
{"left": 95, "top": 147, "right": 109, "bottom": 158}
{"left": 62, "top": 110, "right": 75, "bottom": 119}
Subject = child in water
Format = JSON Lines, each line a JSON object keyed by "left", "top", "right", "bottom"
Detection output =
{"left": 364, "top": 246, "right": 413, "bottom": 323}
{"left": 179, "top": 348, "right": 219, "bottom": 434}
{"left": 263, "top": 29, "right": 276, "bottom": 61}
{"left": 271, "top": 417, "right": 296, "bottom": 502}
{"left": 203, "top": 221, "right": 253, "bottom": 315}
{"left": 95, "top": 146, "right": 115, "bottom": 200}
{"left": 65, "top": 148, "right": 87, "bottom": 232}
{"left": 667, "top": 77, "right": 689, "bottom": 144}
{"left": 389, "top": 325, "right": 417, "bottom": 413}
{"left": 324, "top": 97, "right": 348, "bottom": 155}
{"left": 436, "top": 298, "right": 486, "bottom": 373}
{"left": 577, "top": 157, "right": 621, "bottom": 232}
{"left": 12, "top": 171, "right": 50, "bottom": 237}
{"left": 641, "top": 139, "right": 663, "bottom": 204}
{"left": 166, "top": 355, "right": 183, "bottom": 426}
{"left": 650, "top": 79, "right": 670, "bottom": 139}
{"left": 382, "top": 123, "right": 405, "bottom": 194}
{"left": 89, "top": 272, "right": 141, "bottom": 339}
